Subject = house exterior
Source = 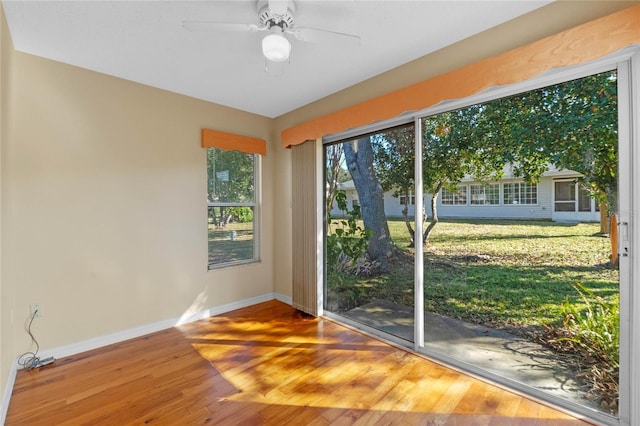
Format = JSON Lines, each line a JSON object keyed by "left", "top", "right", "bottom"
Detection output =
{"left": 331, "top": 165, "right": 601, "bottom": 223}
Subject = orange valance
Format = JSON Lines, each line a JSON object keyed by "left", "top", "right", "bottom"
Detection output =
{"left": 202, "top": 128, "right": 267, "bottom": 156}
{"left": 282, "top": 4, "right": 640, "bottom": 148}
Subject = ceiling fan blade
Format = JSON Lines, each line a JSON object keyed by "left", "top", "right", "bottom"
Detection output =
{"left": 182, "top": 21, "right": 265, "bottom": 33}
{"left": 289, "top": 27, "right": 361, "bottom": 46}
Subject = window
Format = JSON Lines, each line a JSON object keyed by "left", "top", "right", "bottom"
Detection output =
{"left": 399, "top": 195, "right": 415, "bottom": 205}
{"left": 207, "top": 147, "right": 259, "bottom": 269}
{"left": 470, "top": 184, "right": 499, "bottom": 205}
{"left": 441, "top": 186, "right": 467, "bottom": 205}
{"left": 554, "top": 181, "right": 595, "bottom": 212}
{"left": 578, "top": 184, "right": 593, "bottom": 212}
{"left": 504, "top": 182, "right": 537, "bottom": 205}
{"left": 554, "top": 181, "right": 576, "bottom": 211}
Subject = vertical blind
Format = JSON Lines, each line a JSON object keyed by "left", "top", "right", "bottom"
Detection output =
{"left": 291, "top": 139, "right": 320, "bottom": 316}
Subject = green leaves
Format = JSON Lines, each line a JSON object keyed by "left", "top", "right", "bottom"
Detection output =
{"left": 207, "top": 148, "right": 255, "bottom": 203}
{"left": 557, "top": 282, "right": 619, "bottom": 409}
{"left": 327, "top": 190, "right": 372, "bottom": 271}
{"left": 483, "top": 71, "right": 618, "bottom": 214}
{"left": 560, "top": 282, "right": 619, "bottom": 367}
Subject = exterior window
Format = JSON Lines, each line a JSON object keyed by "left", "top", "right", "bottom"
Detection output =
{"left": 399, "top": 195, "right": 415, "bottom": 205}
{"left": 504, "top": 182, "right": 537, "bottom": 205}
{"left": 207, "top": 147, "right": 259, "bottom": 269}
{"left": 554, "top": 181, "right": 576, "bottom": 211}
{"left": 554, "top": 181, "right": 594, "bottom": 212}
{"left": 441, "top": 186, "right": 467, "bottom": 205}
{"left": 578, "top": 184, "right": 593, "bottom": 212}
{"left": 470, "top": 184, "right": 499, "bottom": 205}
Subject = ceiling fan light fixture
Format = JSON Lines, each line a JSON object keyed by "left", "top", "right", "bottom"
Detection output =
{"left": 262, "top": 33, "right": 291, "bottom": 62}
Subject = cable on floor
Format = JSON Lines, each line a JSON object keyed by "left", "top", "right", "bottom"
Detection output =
{"left": 17, "top": 309, "right": 42, "bottom": 370}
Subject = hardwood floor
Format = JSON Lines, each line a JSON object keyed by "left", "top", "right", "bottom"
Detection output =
{"left": 6, "top": 300, "right": 590, "bottom": 425}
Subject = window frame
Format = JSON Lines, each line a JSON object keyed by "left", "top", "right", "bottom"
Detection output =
{"left": 554, "top": 180, "right": 577, "bottom": 212}
{"left": 503, "top": 181, "right": 538, "bottom": 205}
{"left": 207, "top": 148, "right": 261, "bottom": 270}
{"left": 399, "top": 195, "right": 416, "bottom": 205}
{"left": 441, "top": 185, "right": 468, "bottom": 205}
{"left": 470, "top": 183, "right": 500, "bottom": 205}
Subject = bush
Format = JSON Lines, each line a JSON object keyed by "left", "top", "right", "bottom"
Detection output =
{"left": 558, "top": 282, "right": 619, "bottom": 411}
{"left": 227, "top": 207, "right": 253, "bottom": 223}
{"left": 561, "top": 282, "right": 619, "bottom": 367}
{"left": 326, "top": 191, "right": 371, "bottom": 270}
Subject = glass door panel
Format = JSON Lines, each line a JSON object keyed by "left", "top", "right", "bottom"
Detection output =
{"left": 420, "top": 70, "right": 620, "bottom": 418}
{"left": 324, "top": 125, "right": 416, "bottom": 343}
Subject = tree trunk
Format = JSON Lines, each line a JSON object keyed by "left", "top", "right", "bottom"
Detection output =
{"left": 599, "top": 203, "right": 610, "bottom": 234}
{"left": 401, "top": 188, "right": 416, "bottom": 248}
{"left": 326, "top": 144, "right": 344, "bottom": 213}
{"left": 423, "top": 183, "right": 442, "bottom": 244}
{"left": 343, "top": 138, "right": 394, "bottom": 268}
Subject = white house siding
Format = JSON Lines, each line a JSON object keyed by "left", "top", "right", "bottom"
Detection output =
{"left": 329, "top": 188, "right": 420, "bottom": 218}
{"left": 329, "top": 167, "right": 599, "bottom": 223}
{"left": 426, "top": 177, "right": 553, "bottom": 221}
{"left": 384, "top": 192, "right": 416, "bottom": 218}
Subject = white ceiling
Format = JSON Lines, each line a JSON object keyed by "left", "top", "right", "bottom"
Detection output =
{"left": 2, "top": 1, "right": 551, "bottom": 118}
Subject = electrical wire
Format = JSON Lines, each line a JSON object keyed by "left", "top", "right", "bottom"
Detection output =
{"left": 17, "top": 309, "right": 42, "bottom": 370}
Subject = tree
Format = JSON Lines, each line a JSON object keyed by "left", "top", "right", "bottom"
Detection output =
{"left": 343, "top": 137, "right": 395, "bottom": 268}
{"left": 421, "top": 105, "right": 507, "bottom": 242}
{"left": 325, "top": 144, "right": 348, "bottom": 213}
{"left": 479, "top": 71, "right": 618, "bottom": 232}
{"left": 207, "top": 148, "right": 255, "bottom": 225}
{"left": 549, "top": 72, "right": 618, "bottom": 232}
{"left": 335, "top": 71, "right": 618, "bottom": 254}
{"left": 372, "top": 110, "right": 507, "bottom": 246}
{"left": 371, "top": 125, "right": 419, "bottom": 246}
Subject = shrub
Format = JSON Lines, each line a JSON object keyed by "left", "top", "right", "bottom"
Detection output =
{"left": 559, "top": 282, "right": 619, "bottom": 410}
{"left": 227, "top": 207, "right": 253, "bottom": 223}
{"left": 561, "top": 282, "right": 619, "bottom": 367}
{"left": 326, "top": 191, "right": 371, "bottom": 270}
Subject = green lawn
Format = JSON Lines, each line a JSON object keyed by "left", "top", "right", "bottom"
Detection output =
{"left": 328, "top": 219, "right": 619, "bottom": 332}
{"left": 208, "top": 221, "right": 254, "bottom": 266}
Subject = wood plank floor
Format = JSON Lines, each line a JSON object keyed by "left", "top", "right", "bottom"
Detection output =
{"left": 6, "top": 300, "right": 591, "bottom": 425}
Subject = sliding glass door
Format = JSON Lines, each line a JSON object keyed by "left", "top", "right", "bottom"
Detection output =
{"left": 323, "top": 60, "right": 632, "bottom": 424}
{"left": 417, "top": 69, "right": 622, "bottom": 419}
{"left": 324, "top": 125, "right": 416, "bottom": 343}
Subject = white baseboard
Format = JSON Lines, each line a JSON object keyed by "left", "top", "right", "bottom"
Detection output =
{"left": 274, "top": 292, "right": 292, "bottom": 305}
{"left": 0, "top": 292, "right": 292, "bottom": 423}
{"left": 43, "top": 292, "right": 288, "bottom": 361}
{"left": 1, "top": 359, "right": 18, "bottom": 426}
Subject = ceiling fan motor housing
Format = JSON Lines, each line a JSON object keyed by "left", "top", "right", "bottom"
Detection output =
{"left": 257, "top": 0, "right": 295, "bottom": 30}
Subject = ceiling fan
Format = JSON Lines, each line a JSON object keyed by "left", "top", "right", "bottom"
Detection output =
{"left": 182, "top": 0, "right": 360, "bottom": 63}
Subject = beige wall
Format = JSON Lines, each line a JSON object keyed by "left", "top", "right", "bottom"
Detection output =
{"left": 0, "top": 6, "right": 7, "bottom": 406}
{"left": 0, "top": 12, "right": 275, "bottom": 398}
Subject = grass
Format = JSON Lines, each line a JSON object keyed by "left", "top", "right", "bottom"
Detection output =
{"left": 208, "top": 221, "right": 254, "bottom": 266}
{"left": 328, "top": 219, "right": 619, "bottom": 332}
